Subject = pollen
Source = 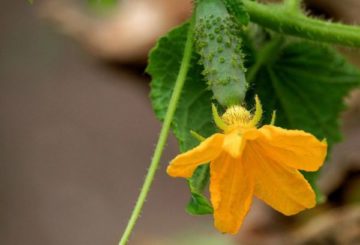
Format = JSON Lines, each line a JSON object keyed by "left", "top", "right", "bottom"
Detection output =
{"left": 221, "top": 105, "right": 252, "bottom": 127}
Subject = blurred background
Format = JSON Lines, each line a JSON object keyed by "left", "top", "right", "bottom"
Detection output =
{"left": 0, "top": 0, "right": 359, "bottom": 244}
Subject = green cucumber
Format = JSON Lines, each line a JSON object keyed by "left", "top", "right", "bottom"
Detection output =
{"left": 195, "top": 0, "right": 248, "bottom": 106}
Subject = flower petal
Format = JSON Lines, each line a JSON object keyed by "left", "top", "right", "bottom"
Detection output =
{"left": 222, "top": 128, "right": 259, "bottom": 159}
{"left": 257, "top": 125, "right": 327, "bottom": 171}
{"left": 222, "top": 130, "right": 242, "bottom": 158}
{"left": 246, "top": 142, "right": 316, "bottom": 215}
{"left": 167, "top": 133, "right": 224, "bottom": 178}
{"left": 210, "top": 152, "right": 254, "bottom": 234}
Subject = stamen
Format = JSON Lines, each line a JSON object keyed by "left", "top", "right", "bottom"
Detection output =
{"left": 222, "top": 106, "right": 251, "bottom": 126}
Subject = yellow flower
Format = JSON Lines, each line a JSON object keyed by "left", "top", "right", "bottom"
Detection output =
{"left": 167, "top": 96, "right": 327, "bottom": 234}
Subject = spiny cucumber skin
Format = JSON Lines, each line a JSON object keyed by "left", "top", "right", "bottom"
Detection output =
{"left": 195, "top": 0, "right": 248, "bottom": 107}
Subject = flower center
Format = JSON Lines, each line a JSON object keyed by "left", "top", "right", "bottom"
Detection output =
{"left": 222, "top": 105, "right": 252, "bottom": 128}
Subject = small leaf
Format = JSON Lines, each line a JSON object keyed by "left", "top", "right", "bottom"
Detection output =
{"left": 189, "top": 164, "right": 210, "bottom": 194}
{"left": 187, "top": 164, "right": 213, "bottom": 214}
{"left": 186, "top": 192, "right": 213, "bottom": 215}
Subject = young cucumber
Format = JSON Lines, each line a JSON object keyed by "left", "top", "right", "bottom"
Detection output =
{"left": 195, "top": 0, "right": 248, "bottom": 107}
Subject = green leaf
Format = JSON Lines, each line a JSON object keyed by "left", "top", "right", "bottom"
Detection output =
{"left": 189, "top": 164, "right": 210, "bottom": 194}
{"left": 187, "top": 164, "right": 212, "bottom": 214}
{"left": 147, "top": 22, "right": 216, "bottom": 214}
{"left": 186, "top": 192, "right": 213, "bottom": 215}
{"left": 248, "top": 39, "right": 360, "bottom": 201}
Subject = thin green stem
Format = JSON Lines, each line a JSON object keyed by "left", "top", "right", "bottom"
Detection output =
{"left": 118, "top": 16, "right": 195, "bottom": 245}
{"left": 242, "top": 0, "right": 360, "bottom": 47}
{"left": 246, "top": 36, "right": 284, "bottom": 83}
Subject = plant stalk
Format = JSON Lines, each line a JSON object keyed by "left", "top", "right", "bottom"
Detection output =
{"left": 118, "top": 16, "right": 195, "bottom": 245}
{"left": 242, "top": 0, "right": 360, "bottom": 47}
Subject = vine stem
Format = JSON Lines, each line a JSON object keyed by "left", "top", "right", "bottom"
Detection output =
{"left": 242, "top": 0, "right": 360, "bottom": 47}
{"left": 118, "top": 16, "right": 195, "bottom": 245}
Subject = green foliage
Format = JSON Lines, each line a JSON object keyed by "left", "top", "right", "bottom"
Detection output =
{"left": 187, "top": 164, "right": 213, "bottom": 215}
{"left": 247, "top": 38, "right": 360, "bottom": 200}
{"left": 147, "top": 23, "right": 215, "bottom": 214}
{"left": 187, "top": 192, "right": 213, "bottom": 215}
{"left": 195, "top": 0, "right": 248, "bottom": 106}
